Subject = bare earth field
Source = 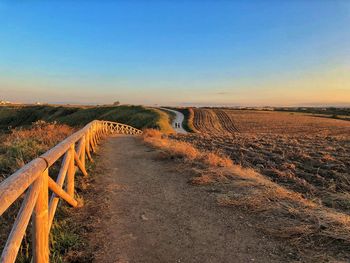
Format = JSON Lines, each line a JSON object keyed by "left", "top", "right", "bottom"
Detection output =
{"left": 177, "top": 109, "right": 350, "bottom": 213}
{"left": 192, "top": 108, "right": 350, "bottom": 135}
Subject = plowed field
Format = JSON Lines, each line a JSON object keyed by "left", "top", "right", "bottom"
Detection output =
{"left": 192, "top": 108, "right": 350, "bottom": 136}
{"left": 177, "top": 109, "right": 350, "bottom": 213}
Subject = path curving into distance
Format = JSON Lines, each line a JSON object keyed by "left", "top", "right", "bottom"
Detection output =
{"left": 160, "top": 108, "right": 187, "bottom": 134}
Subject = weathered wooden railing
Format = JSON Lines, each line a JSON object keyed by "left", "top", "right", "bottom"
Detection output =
{"left": 0, "top": 120, "right": 142, "bottom": 263}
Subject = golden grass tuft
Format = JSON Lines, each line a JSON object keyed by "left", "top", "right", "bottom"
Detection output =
{"left": 202, "top": 152, "right": 233, "bottom": 167}
{"left": 187, "top": 108, "right": 199, "bottom": 133}
{"left": 169, "top": 141, "right": 199, "bottom": 160}
{"left": 143, "top": 129, "right": 199, "bottom": 160}
{"left": 0, "top": 121, "right": 74, "bottom": 176}
{"left": 142, "top": 128, "right": 163, "bottom": 139}
{"left": 143, "top": 129, "right": 234, "bottom": 164}
{"left": 149, "top": 108, "right": 175, "bottom": 134}
{"left": 5, "top": 120, "right": 73, "bottom": 147}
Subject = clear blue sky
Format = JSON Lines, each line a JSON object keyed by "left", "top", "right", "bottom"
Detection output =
{"left": 0, "top": 0, "right": 349, "bottom": 106}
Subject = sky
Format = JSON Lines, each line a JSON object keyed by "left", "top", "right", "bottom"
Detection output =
{"left": 0, "top": 0, "right": 349, "bottom": 106}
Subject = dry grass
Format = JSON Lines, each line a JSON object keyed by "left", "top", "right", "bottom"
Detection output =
{"left": 144, "top": 128, "right": 350, "bottom": 261}
{"left": 188, "top": 108, "right": 199, "bottom": 133}
{"left": 144, "top": 129, "right": 199, "bottom": 160}
{"left": 0, "top": 121, "right": 74, "bottom": 178}
{"left": 142, "top": 128, "right": 163, "bottom": 138}
{"left": 0, "top": 121, "right": 77, "bottom": 262}
{"left": 149, "top": 108, "right": 175, "bottom": 134}
{"left": 143, "top": 129, "right": 232, "bottom": 165}
{"left": 5, "top": 120, "right": 73, "bottom": 145}
{"left": 204, "top": 152, "right": 233, "bottom": 167}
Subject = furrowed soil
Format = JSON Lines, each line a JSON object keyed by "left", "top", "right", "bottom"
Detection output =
{"left": 179, "top": 109, "right": 350, "bottom": 213}
{"left": 192, "top": 109, "right": 350, "bottom": 136}
{"left": 76, "top": 135, "right": 290, "bottom": 262}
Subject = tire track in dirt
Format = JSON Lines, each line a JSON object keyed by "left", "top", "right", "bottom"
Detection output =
{"left": 214, "top": 109, "right": 240, "bottom": 133}
{"left": 193, "top": 109, "right": 225, "bottom": 134}
{"left": 192, "top": 108, "right": 204, "bottom": 132}
{"left": 193, "top": 108, "right": 239, "bottom": 135}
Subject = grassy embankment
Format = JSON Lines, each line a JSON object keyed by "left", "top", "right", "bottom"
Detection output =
{"left": 0, "top": 104, "right": 172, "bottom": 262}
{"left": 0, "top": 105, "right": 173, "bottom": 131}
{"left": 151, "top": 108, "right": 175, "bottom": 134}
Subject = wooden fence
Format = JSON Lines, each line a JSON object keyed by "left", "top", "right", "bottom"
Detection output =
{"left": 0, "top": 120, "right": 142, "bottom": 263}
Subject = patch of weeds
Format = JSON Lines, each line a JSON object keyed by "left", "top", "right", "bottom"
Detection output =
{"left": 50, "top": 217, "right": 81, "bottom": 262}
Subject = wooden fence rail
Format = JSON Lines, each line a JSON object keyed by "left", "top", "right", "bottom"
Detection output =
{"left": 0, "top": 120, "right": 142, "bottom": 263}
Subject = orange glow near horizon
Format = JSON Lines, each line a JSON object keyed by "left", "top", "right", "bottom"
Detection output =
{"left": 1, "top": 65, "right": 348, "bottom": 107}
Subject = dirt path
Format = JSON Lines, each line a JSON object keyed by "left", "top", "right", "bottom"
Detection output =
{"left": 84, "top": 135, "right": 284, "bottom": 263}
{"left": 160, "top": 108, "right": 187, "bottom": 134}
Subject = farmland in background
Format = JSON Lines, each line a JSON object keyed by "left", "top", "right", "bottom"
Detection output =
{"left": 191, "top": 108, "right": 350, "bottom": 135}
{"left": 275, "top": 107, "right": 350, "bottom": 121}
{"left": 175, "top": 108, "right": 350, "bottom": 213}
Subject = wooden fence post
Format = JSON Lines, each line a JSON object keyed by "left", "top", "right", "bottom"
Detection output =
{"left": 81, "top": 136, "right": 86, "bottom": 170}
{"left": 86, "top": 131, "right": 90, "bottom": 153}
{"left": 32, "top": 169, "right": 49, "bottom": 263}
{"left": 90, "top": 128, "right": 96, "bottom": 153}
{"left": 85, "top": 131, "right": 93, "bottom": 162}
{"left": 67, "top": 145, "right": 75, "bottom": 197}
